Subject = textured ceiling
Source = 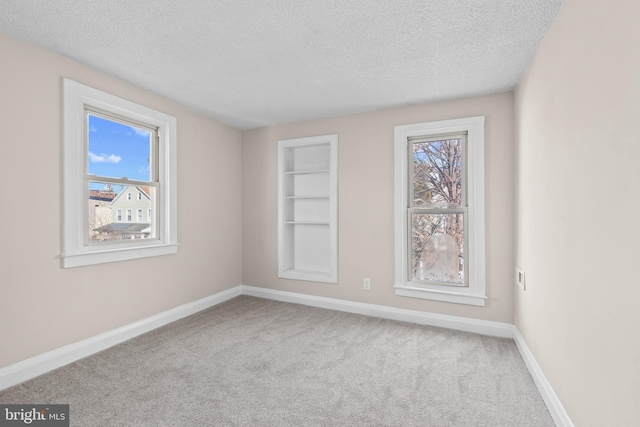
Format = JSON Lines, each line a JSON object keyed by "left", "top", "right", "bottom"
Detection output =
{"left": 0, "top": 0, "right": 563, "bottom": 129}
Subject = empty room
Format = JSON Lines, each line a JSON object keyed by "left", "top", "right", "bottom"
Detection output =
{"left": 0, "top": 0, "right": 638, "bottom": 426}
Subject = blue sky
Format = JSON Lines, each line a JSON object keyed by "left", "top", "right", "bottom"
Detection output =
{"left": 88, "top": 114, "right": 151, "bottom": 190}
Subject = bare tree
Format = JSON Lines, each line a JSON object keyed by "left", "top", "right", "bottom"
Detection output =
{"left": 411, "top": 138, "right": 464, "bottom": 282}
{"left": 89, "top": 206, "right": 113, "bottom": 242}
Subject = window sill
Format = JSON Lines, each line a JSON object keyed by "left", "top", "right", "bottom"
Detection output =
{"left": 394, "top": 284, "right": 487, "bottom": 307}
{"left": 62, "top": 243, "right": 178, "bottom": 268}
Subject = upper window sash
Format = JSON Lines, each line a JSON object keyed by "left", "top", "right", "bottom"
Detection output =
{"left": 408, "top": 133, "right": 468, "bottom": 210}
{"left": 84, "top": 108, "right": 159, "bottom": 185}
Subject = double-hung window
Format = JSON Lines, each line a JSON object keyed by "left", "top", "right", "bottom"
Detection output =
{"left": 394, "top": 116, "right": 485, "bottom": 306}
{"left": 63, "top": 79, "right": 178, "bottom": 268}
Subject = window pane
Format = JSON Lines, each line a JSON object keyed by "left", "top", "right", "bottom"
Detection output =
{"left": 411, "top": 212, "right": 464, "bottom": 285}
{"left": 88, "top": 181, "right": 156, "bottom": 243}
{"left": 412, "top": 138, "right": 463, "bottom": 208}
{"left": 87, "top": 114, "right": 152, "bottom": 182}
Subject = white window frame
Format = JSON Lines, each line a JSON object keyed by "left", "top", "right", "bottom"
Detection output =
{"left": 116, "top": 209, "right": 122, "bottom": 222}
{"left": 394, "top": 116, "right": 486, "bottom": 306}
{"left": 62, "top": 79, "right": 178, "bottom": 268}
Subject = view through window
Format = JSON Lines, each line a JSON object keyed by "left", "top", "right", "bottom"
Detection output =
{"left": 86, "top": 113, "right": 157, "bottom": 243}
{"left": 410, "top": 135, "right": 466, "bottom": 286}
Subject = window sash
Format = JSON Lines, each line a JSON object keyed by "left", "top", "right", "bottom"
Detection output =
{"left": 84, "top": 180, "right": 159, "bottom": 244}
{"left": 84, "top": 108, "right": 159, "bottom": 184}
{"left": 407, "top": 207, "right": 469, "bottom": 287}
{"left": 408, "top": 133, "right": 467, "bottom": 209}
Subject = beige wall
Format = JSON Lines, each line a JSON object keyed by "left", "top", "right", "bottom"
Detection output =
{"left": 515, "top": 0, "right": 640, "bottom": 425}
{"left": 0, "top": 33, "right": 243, "bottom": 369}
{"left": 243, "top": 92, "right": 515, "bottom": 322}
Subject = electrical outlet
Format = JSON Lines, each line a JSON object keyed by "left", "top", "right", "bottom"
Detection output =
{"left": 363, "top": 278, "right": 371, "bottom": 291}
{"left": 516, "top": 267, "right": 526, "bottom": 290}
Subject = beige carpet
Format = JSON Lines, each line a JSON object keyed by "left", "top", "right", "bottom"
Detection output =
{"left": 0, "top": 296, "right": 554, "bottom": 426}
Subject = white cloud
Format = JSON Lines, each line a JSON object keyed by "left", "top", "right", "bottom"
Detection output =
{"left": 130, "top": 126, "right": 150, "bottom": 137}
{"left": 88, "top": 151, "right": 122, "bottom": 164}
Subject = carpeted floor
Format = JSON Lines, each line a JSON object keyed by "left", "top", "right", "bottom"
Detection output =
{"left": 0, "top": 296, "right": 554, "bottom": 426}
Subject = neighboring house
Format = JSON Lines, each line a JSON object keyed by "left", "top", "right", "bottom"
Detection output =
{"left": 93, "top": 185, "right": 153, "bottom": 240}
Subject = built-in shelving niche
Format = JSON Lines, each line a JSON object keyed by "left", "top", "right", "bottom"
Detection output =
{"left": 278, "top": 134, "right": 337, "bottom": 283}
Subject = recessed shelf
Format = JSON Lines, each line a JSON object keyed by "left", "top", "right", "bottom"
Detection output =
{"left": 278, "top": 134, "right": 338, "bottom": 283}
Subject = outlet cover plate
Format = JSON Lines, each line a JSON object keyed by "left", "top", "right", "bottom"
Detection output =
{"left": 516, "top": 267, "right": 526, "bottom": 290}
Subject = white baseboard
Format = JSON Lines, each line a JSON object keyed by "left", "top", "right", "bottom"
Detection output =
{"left": 0, "top": 285, "right": 243, "bottom": 391}
{"left": 513, "top": 328, "right": 574, "bottom": 427}
{"left": 241, "top": 285, "right": 514, "bottom": 338}
{"left": 0, "top": 283, "right": 573, "bottom": 427}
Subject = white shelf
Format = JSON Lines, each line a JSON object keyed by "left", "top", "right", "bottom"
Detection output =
{"left": 278, "top": 134, "right": 338, "bottom": 283}
{"left": 284, "top": 169, "right": 330, "bottom": 175}
{"left": 284, "top": 221, "right": 331, "bottom": 225}
{"left": 281, "top": 269, "right": 333, "bottom": 280}
{"left": 284, "top": 196, "right": 329, "bottom": 199}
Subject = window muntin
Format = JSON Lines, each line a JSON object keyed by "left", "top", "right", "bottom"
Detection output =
{"left": 394, "top": 116, "right": 485, "bottom": 306}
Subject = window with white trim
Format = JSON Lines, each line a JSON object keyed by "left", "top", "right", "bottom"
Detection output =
{"left": 63, "top": 79, "right": 178, "bottom": 268}
{"left": 394, "top": 116, "right": 485, "bottom": 306}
